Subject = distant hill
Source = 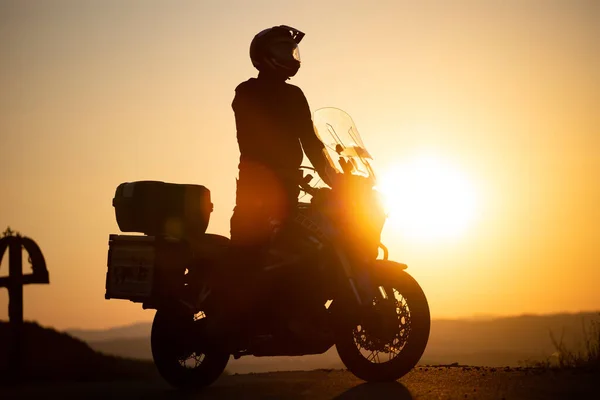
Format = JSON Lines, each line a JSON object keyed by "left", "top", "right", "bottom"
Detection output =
{"left": 68, "top": 312, "right": 600, "bottom": 373}
{"left": 422, "top": 312, "right": 600, "bottom": 366}
{"left": 0, "top": 321, "right": 158, "bottom": 382}
{"left": 67, "top": 321, "right": 151, "bottom": 342}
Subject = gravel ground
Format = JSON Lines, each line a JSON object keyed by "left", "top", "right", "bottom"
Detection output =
{"left": 0, "top": 366, "right": 598, "bottom": 400}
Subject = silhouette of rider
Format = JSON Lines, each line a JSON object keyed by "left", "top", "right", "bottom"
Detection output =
{"left": 202, "top": 26, "right": 337, "bottom": 348}
{"left": 230, "top": 25, "right": 336, "bottom": 268}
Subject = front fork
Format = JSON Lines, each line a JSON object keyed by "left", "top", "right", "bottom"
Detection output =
{"left": 334, "top": 246, "right": 378, "bottom": 308}
{"left": 334, "top": 242, "right": 392, "bottom": 307}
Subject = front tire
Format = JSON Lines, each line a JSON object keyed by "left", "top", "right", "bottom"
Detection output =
{"left": 335, "top": 261, "right": 430, "bottom": 382}
{"left": 151, "top": 309, "right": 229, "bottom": 389}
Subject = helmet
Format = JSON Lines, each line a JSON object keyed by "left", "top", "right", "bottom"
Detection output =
{"left": 250, "top": 25, "right": 305, "bottom": 78}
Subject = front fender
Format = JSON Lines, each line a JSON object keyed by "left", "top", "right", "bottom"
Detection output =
{"left": 375, "top": 259, "right": 408, "bottom": 271}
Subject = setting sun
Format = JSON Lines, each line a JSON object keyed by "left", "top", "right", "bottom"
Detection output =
{"left": 378, "top": 154, "right": 479, "bottom": 241}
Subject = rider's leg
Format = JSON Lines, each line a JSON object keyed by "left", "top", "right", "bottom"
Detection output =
{"left": 198, "top": 204, "right": 270, "bottom": 349}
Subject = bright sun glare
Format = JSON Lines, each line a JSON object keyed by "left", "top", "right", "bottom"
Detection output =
{"left": 378, "top": 155, "right": 478, "bottom": 241}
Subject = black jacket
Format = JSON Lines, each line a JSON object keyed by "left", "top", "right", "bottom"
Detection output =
{"left": 232, "top": 73, "right": 332, "bottom": 187}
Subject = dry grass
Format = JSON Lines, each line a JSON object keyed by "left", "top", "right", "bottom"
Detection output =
{"left": 526, "top": 313, "right": 600, "bottom": 370}
{"left": 551, "top": 315, "right": 600, "bottom": 369}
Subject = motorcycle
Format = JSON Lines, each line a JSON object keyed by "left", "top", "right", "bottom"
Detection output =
{"left": 104, "top": 107, "right": 430, "bottom": 389}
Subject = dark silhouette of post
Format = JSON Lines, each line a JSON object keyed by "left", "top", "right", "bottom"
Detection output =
{"left": 0, "top": 234, "right": 49, "bottom": 380}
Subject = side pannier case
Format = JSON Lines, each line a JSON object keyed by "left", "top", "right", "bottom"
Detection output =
{"left": 105, "top": 234, "right": 192, "bottom": 304}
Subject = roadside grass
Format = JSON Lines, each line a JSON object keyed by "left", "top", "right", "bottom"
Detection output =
{"left": 525, "top": 313, "right": 600, "bottom": 371}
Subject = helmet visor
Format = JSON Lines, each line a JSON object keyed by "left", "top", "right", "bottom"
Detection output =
{"left": 270, "top": 41, "right": 301, "bottom": 64}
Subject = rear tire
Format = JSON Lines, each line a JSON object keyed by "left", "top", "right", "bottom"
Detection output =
{"left": 151, "top": 309, "right": 229, "bottom": 389}
{"left": 335, "top": 261, "right": 430, "bottom": 382}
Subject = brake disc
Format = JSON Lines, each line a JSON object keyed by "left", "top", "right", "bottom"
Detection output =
{"left": 353, "top": 296, "right": 412, "bottom": 352}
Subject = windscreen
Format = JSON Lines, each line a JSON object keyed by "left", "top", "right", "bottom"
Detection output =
{"left": 313, "top": 107, "right": 376, "bottom": 183}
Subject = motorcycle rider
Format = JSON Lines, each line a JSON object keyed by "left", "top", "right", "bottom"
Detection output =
{"left": 203, "top": 25, "right": 338, "bottom": 348}
{"left": 231, "top": 25, "right": 337, "bottom": 267}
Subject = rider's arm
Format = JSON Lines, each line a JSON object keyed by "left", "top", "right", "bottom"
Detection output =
{"left": 293, "top": 88, "right": 338, "bottom": 187}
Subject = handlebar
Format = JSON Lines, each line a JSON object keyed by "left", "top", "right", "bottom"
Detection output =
{"left": 299, "top": 166, "right": 318, "bottom": 196}
{"left": 300, "top": 174, "right": 317, "bottom": 196}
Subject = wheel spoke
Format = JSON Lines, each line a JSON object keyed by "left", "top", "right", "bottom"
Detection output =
{"left": 367, "top": 350, "right": 379, "bottom": 362}
{"left": 352, "top": 286, "right": 412, "bottom": 364}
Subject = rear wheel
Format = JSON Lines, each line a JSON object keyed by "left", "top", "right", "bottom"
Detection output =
{"left": 335, "top": 261, "right": 430, "bottom": 382}
{"left": 151, "top": 309, "right": 229, "bottom": 389}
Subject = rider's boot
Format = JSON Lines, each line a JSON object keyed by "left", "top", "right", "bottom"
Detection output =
{"left": 196, "top": 267, "right": 262, "bottom": 352}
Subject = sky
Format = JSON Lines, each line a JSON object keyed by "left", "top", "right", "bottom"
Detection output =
{"left": 0, "top": 0, "right": 599, "bottom": 330}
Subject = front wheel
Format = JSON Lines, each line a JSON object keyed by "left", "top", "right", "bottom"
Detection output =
{"left": 151, "top": 309, "right": 229, "bottom": 389}
{"left": 335, "top": 261, "right": 430, "bottom": 382}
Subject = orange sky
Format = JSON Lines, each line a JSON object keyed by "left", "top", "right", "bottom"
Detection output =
{"left": 1, "top": 0, "right": 599, "bottom": 330}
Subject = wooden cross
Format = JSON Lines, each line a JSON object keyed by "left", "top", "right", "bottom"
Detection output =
{"left": 0, "top": 235, "right": 49, "bottom": 381}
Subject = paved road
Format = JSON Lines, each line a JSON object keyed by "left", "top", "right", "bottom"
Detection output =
{"left": 1, "top": 367, "right": 598, "bottom": 399}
